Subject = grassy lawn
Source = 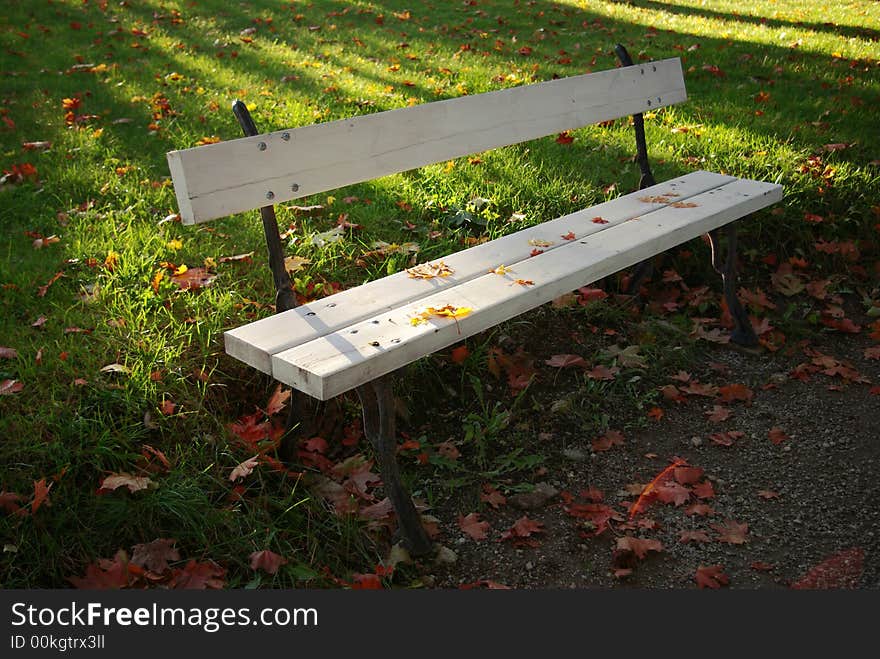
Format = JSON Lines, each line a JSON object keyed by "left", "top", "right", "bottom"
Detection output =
{"left": 1, "top": 0, "right": 877, "bottom": 588}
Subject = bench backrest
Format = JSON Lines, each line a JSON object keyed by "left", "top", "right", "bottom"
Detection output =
{"left": 167, "top": 58, "right": 686, "bottom": 225}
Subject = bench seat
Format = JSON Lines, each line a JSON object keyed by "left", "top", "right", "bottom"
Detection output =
{"left": 226, "top": 171, "right": 781, "bottom": 400}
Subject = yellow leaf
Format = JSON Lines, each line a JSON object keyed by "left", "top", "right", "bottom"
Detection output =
{"left": 104, "top": 251, "right": 119, "bottom": 271}
{"left": 167, "top": 238, "right": 183, "bottom": 251}
{"left": 203, "top": 256, "right": 217, "bottom": 269}
{"left": 151, "top": 269, "right": 165, "bottom": 293}
{"left": 284, "top": 255, "right": 311, "bottom": 273}
{"left": 490, "top": 264, "right": 512, "bottom": 275}
{"left": 173, "top": 264, "right": 188, "bottom": 276}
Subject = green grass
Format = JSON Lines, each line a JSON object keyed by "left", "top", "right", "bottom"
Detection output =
{"left": 1, "top": 0, "right": 878, "bottom": 588}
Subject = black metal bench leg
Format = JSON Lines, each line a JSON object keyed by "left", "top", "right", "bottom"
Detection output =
{"left": 356, "top": 375, "right": 433, "bottom": 557}
{"left": 232, "top": 99, "right": 302, "bottom": 453}
{"left": 707, "top": 224, "right": 758, "bottom": 347}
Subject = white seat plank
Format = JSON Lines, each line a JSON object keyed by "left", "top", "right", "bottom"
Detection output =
{"left": 167, "top": 59, "right": 686, "bottom": 224}
{"left": 225, "top": 171, "right": 735, "bottom": 375}
{"left": 271, "top": 178, "right": 783, "bottom": 399}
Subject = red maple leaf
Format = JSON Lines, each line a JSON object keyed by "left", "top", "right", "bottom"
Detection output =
{"left": 555, "top": 131, "right": 574, "bottom": 144}
{"left": 458, "top": 512, "right": 490, "bottom": 541}
{"left": 713, "top": 519, "right": 749, "bottom": 544}
{"left": 591, "top": 429, "right": 624, "bottom": 452}
{"left": 480, "top": 484, "right": 506, "bottom": 509}
{"left": 718, "top": 383, "right": 755, "bottom": 403}
{"left": 564, "top": 503, "right": 622, "bottom": 536}
{"left": 615, "top": 536, "right": 663, "bottom": 560}
{"left": 673, "top": 466, "right": 704, "bottom": 485}
{"left": 264, "top": 384, "right": 291, "bottom": 415}
{"left": 684, "top": 503, "right": 716, "bottom": 517}
{"left": 249, "top": 550, "right": 288, "bottom": 574}
{"left": 709, "top": 430, "right": 744, "bottom": 446}
{"left": 704, "top": 405, "right": 731, "bottom": 423}
{"left": 654, "top": 481, "right": 690, "bottom": 506}
{"left": 229, "top": 411, "right": 272, "bottom": 448}
{"left": 692, "top": 480, "right": 715, "bottom": 499}
{"left": 69, "top": 551, "right": 132, "bottom": 589}
{"left": 450, "top": 345, "right": 470, "bottom": 364}
{"left": 351, "top": 572, "right": 383, "bottom": 589}
{"left": 791, "top": 548, "right": 864, "bottom": 589}
{"left": 499, "top": 515, "right": 544, "bottom": 543}
{"left": 170, "top": 560, "right": 226, "bottom": 589}
{"left": 679, "top": 530, "right": 712, "bottom": 544}
{"left": 695, "top": 564, "right": 729, "bottom": 589}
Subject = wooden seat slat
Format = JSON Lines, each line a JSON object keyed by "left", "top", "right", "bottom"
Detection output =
{"left": 268, "top": 177, "right": 782, "bottom": 400}
{"left": 224, "top": 171, "right": 735, "bottom": 375}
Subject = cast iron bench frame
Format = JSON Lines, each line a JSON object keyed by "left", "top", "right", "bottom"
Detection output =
{"left": 166, "top": 45, "right": 782, "bottom": 556}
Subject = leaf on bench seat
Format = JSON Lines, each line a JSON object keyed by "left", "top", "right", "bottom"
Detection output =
{"left": 410, "top": 304, "right": 473, "bottom": 326}
{"left": 406, "top": 260, "right": 453, "bottom": 279}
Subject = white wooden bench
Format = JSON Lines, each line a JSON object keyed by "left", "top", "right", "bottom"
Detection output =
{"left": 166, "top": 46, "right": 782, "bottom": 556}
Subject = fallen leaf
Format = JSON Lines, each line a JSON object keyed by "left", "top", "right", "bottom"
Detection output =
{"left": 249, "top": 550, "right": 288, "bottom": 574}
{"left": 586, "top": 364, "right": 619, "bottom": 381}
{"left": 499, "top": 515, "right": 544, "bottom": 542}
{"left": 695, "top": 564, "right": 729, "bottom": 589}
{"left": 450, "top": 345, "right": 470, "bottom": 364}
{"left": 480, "top": 484, "right": 506, "bottom": 509}
{"left": 69, "top": 551, "right": 131, "bottom": 589}
{"left": 407, "top": 260, "right": 453, "bottom": 279}
{"left": 654, "top": 481, "right": 690, "bottom": 506}
{"left": 713, "top": 519, "right": 749, "bottom": 544}
{"left": 264, "top": 385, "right": 291, "bottom": 416}
{"left": 100, "top": 363, "right": 131, "bottom": 375}
{"left": 172, "top": 266, "right": 216, "bottom": 290}
{"left": 131, "top": 538, "right": 180, "bottom": 573}
{"left": 545, "top": 353, "right": 586, "bottom": 368}
{"left": 718, "top": 383, "right": 754, "bottom": 403}
{"left": 705, "top": 405, "right": 732, "bottom": 422}
{"left": 229, "top": 456, "right": 260, "bottom": 482}
{"left": 592, "top": 430, "right": 624, "bottom": 452}
{"left": 458, "top": 513, "right": 490, "bottom": 541}
{"left": 99, "top": 473, "right": 154, "bottom": 493}
{"left": 0, "top": 379, "right": 24, "bottom": 395}
{"left": 679, "top": 530, "right": 712, "bottom": 544}
{"left": 768, "top": 427, "right": 790, "bottom": 445}
{"left": 170, "top": 560, "right": 226, "bottom": 589}
{"left": 616, "top": 536, "right": 663, "bottom": 560}
{"left": 31, "top": 478, "right": 51, "bottom": 514}
{"left": 673, "top": 466, "right": 705, "bottom": 485}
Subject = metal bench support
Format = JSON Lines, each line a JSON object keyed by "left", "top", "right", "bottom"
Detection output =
{"left": 356, "top": 375, "right": 434, "bottom": 556}
{"left": 708, "top": 224, "right": 759, "bottom": 346}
